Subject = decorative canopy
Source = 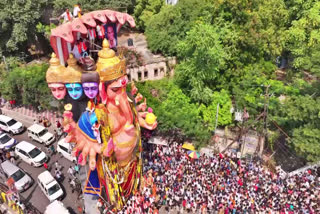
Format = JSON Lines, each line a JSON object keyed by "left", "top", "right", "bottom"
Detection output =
{"left": 50, "top": 10, "right": 136, "bottom": 65}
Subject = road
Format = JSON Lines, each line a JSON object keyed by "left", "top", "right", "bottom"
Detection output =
{"left": 1, "top": 108, "right": 171, "bottom": 214}
{"left": 5, "top": 116, "right": 83, "bottom": 214}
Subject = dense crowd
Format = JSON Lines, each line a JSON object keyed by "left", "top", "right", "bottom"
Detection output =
{"left": 117, "top": 142, "right": 320, "bottom": 214}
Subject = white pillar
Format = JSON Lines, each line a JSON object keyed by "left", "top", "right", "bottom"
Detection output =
{"left": 56, "top": 37, "right": 65, "bottom": 65}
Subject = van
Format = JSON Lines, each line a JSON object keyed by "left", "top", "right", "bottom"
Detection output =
{"left": 27, "top": 124, "right": 55, "bottom": 146}
{"left": 38, "top": 171, "right": 64, "bottom": 202}
{"left": 57, "top": 138, "right": 76, "bottom": 163}
{"left": 0, "top": 160, "right": 33, "bottom": 191}
{"left": 0, "top": 115, "right": 24, "bottom": 135}
{"left": 15, "top": 141, "right": 48, "bottom": 167}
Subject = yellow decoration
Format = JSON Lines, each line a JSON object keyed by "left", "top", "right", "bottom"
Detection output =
{"left": 145, "top": 112, "right": 157, "bottom": 125}
{"left": 46, "top": 53, "right": 66, "bottom": 83}
{"left": 1, "top": 192, "right": 6, "bottom": 203}
{"left": 182, "top": 142, "right": 195, "bottom": 151}
{"left": 64, "top": 103, "right": 72, "bottom": 111}
{"left": 64, "top": 54, "right": 83, "bottom": 83}
{"left": 96, "top": 39, "right": 126, "bottom": 82}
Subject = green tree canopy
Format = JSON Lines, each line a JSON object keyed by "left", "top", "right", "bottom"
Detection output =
{"left": 292, "top": 126, "right": 320, "bottom": 162}
{"left": 136, "top": 79, "right": 211, "bottom": 146}
{"left": 0, "top": 0, "right": 47, "bottom": 56}
{"left": 199, "top": 89, "right": 233, "bottom": 131}
{"left": 145, "top": 0, "right": 213, "bottom": 56}
{"left": 285, "top": 1, "right": 320, "bottom": 77}
{"left": 175, "top": 22, "right": 229, "bottom": 104}
{"left": 0, "top": 63, "right": 52, "bottom": 109}
{"left": 52, "top": 0, "right": 134, "bottom": 15}
{"left": 134, "top": 0, "right": 164, "bottom": 31}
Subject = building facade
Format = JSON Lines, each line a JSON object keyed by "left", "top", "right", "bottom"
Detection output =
{"left": 126, "top": 57, "right": 176, "bottom": 82}
{"left": 118, "top": 33, "right": 176, "bottom": 82}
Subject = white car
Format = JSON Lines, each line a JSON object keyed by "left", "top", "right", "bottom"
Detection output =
{"left": 0, "top": 133, "right": 17, "bottom": 150}
{"left": 0, "top": 115, "right": 24, "bottom": 135}
{"left": 45, "top": 200, "right": 70, "bottom": 214}
{"left": 27, "top": 124, "right": 55, "bottom": 146}
{"left": 0, "top": 160, "right": 33, "bottom": 192}
{"left": 38, "top": 171, "right": 64, "bottom": 202}
{"left": 15, "top": 141, "right": 47, "bottom": 167}
{"left": 57, "top": 138, "right": 76, "bottom": 163}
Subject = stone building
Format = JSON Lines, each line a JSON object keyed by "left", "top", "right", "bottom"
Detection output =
{"left": 117, "top": 33, "right": 176, "bottom": 82}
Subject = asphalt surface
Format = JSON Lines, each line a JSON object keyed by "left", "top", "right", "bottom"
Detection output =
{"left": 3, "top": 114, "right": 83, "bottom": 214}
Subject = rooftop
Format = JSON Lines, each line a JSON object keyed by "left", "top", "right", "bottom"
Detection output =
{"left": 38, "top": 170, "right": 55, "bottom": 185}
{"left": 117, "top": 33, "right": 170, "bottom": 65}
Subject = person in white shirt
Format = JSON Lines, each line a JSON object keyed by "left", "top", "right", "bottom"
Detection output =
{"left": 60, "top": 8, "right": 73, "bottom": 23}
{"left": 73, "top": 3, "right": 81, "bottom": 18}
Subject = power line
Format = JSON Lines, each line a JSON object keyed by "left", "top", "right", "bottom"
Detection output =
{"left": 274, "top": 140, "right": 303, "bottom": 160}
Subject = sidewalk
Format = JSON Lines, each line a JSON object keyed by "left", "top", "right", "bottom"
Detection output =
{"left": 0, "top": 106, "right": 59, "bottom": 133}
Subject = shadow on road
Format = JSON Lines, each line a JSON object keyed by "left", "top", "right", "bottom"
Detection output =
{"left": 24, "top": 182, "right": 38, "bottom": 202}
{"left": 67, "top": 207, "right": 77, "bottom": 214}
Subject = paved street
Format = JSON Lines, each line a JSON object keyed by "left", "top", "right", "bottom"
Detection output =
{"left": 1, "top": 108, "right": 84, "bottom": 213}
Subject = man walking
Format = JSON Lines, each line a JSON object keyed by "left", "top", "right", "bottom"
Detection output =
{"left": 68, "top": 166, "right": 75, "bottom": 179}
{"left": 55, "top": 161, "right": 62, "bottom": 171}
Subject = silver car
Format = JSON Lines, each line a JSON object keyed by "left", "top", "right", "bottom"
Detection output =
{"left": 0, "top": 160, "right": 33, "bottom": 191}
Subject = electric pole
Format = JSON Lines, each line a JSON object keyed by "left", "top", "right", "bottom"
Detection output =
{"left": 214, "top": 103, "right": 219, "bottom": 132}
{"left": 260, "top": 85, "right": 271, "bottom": 156}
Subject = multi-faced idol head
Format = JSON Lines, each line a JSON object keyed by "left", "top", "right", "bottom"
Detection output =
{"left": 48, "top": 83, "right": 66, "bottom": 100}
{"left": 81, "top": 72, "right": 100, "bottom": 99}
{"left": 65, "top": 83, "right": 83, "bottom": 100}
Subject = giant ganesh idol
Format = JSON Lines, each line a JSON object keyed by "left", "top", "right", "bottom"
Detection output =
{"left": 51, "top": 39, "right": 157, "bottom": 212}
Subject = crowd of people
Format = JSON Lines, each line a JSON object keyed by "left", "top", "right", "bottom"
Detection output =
{"left": 115, "top": 142, "right": 320, "bottom": 214}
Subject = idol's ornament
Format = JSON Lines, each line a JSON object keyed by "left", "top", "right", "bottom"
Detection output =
{"left": 46, "top": 39, "right": 157, "bottom": 211}
{"left": 46, "top": 53, "right": 67, "bottom": 100}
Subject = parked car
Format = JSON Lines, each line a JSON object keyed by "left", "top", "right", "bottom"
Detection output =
{"left": 0, "top": 133, "right": 17, "bottom": 151}
{"left": 15, "top": 141, "right": 48, "bottom": 167}
{"left": 38, "top": 171, "right": 64, "bottom": 202}
{"left": 0, "top": 115, "right": 24, "bottom": 135}
{"left": 57, "top": 138, "right": 76, "bottom": 163}
{"left": 45, "top": 200, "right": 70, "bottom": 214}
{"left": 0, "top": 160, "right": 33, "bottom": 191}
{"left": 27, "top": 124, "right": 55, "bottom": 146}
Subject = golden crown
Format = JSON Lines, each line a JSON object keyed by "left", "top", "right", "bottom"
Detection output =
{"left": 96, "top": 39, "right": 126, "bottom": 82}
{"left": 64, "top": 54, "right": 83, "bottom": 83}
{"left": 46, "top": 53, "right": 67, "bottom": 83}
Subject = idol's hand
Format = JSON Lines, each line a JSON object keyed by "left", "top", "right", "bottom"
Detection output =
{"left": 102, "top": 138, "right": 114, "bottom": 157}
{"left": 138, "top": 112, "right": 158, "bottom": 130}
{"left": 131, "top": 81, "right": 138, "bottom": 96}
{"left": 135, "top": 93, "right": 143, "bottom": 103}
{"left": 137, "top": 98, "right": 147, "bottom": 112}
{"left": 64, "top": 122, "right": 102, "bottom": 170}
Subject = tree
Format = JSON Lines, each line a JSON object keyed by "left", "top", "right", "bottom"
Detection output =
{"left": 52, "top": 0, "right": 134, "bottom": 15}
{"left": 136, "top": 79, "right": 210, "bottom": 146}
{"left": 0, "top": 0, "right": 47, "bottom": 56}
{"left": 199, "top": 89, "right": 233, "bottom": 131}
{"left": 175, "top": 22, "right": 229, "bottom": 104}
{"left": 158, "top": 85, "right": 210, "bottom": 145}
{"left": 134, "top": 0, "right": 164, "bottom": 31}
{"left": 291, "top": 126, "right": 320, "bottom": 162}
{"left": 285, "top": 1, "right": 320, "bottom": 77}
{"left": 145, "top": 0, "right": 213, "bottom": 56}
{"left": 0, "top": 63, "right": 53, "bottom": 109}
